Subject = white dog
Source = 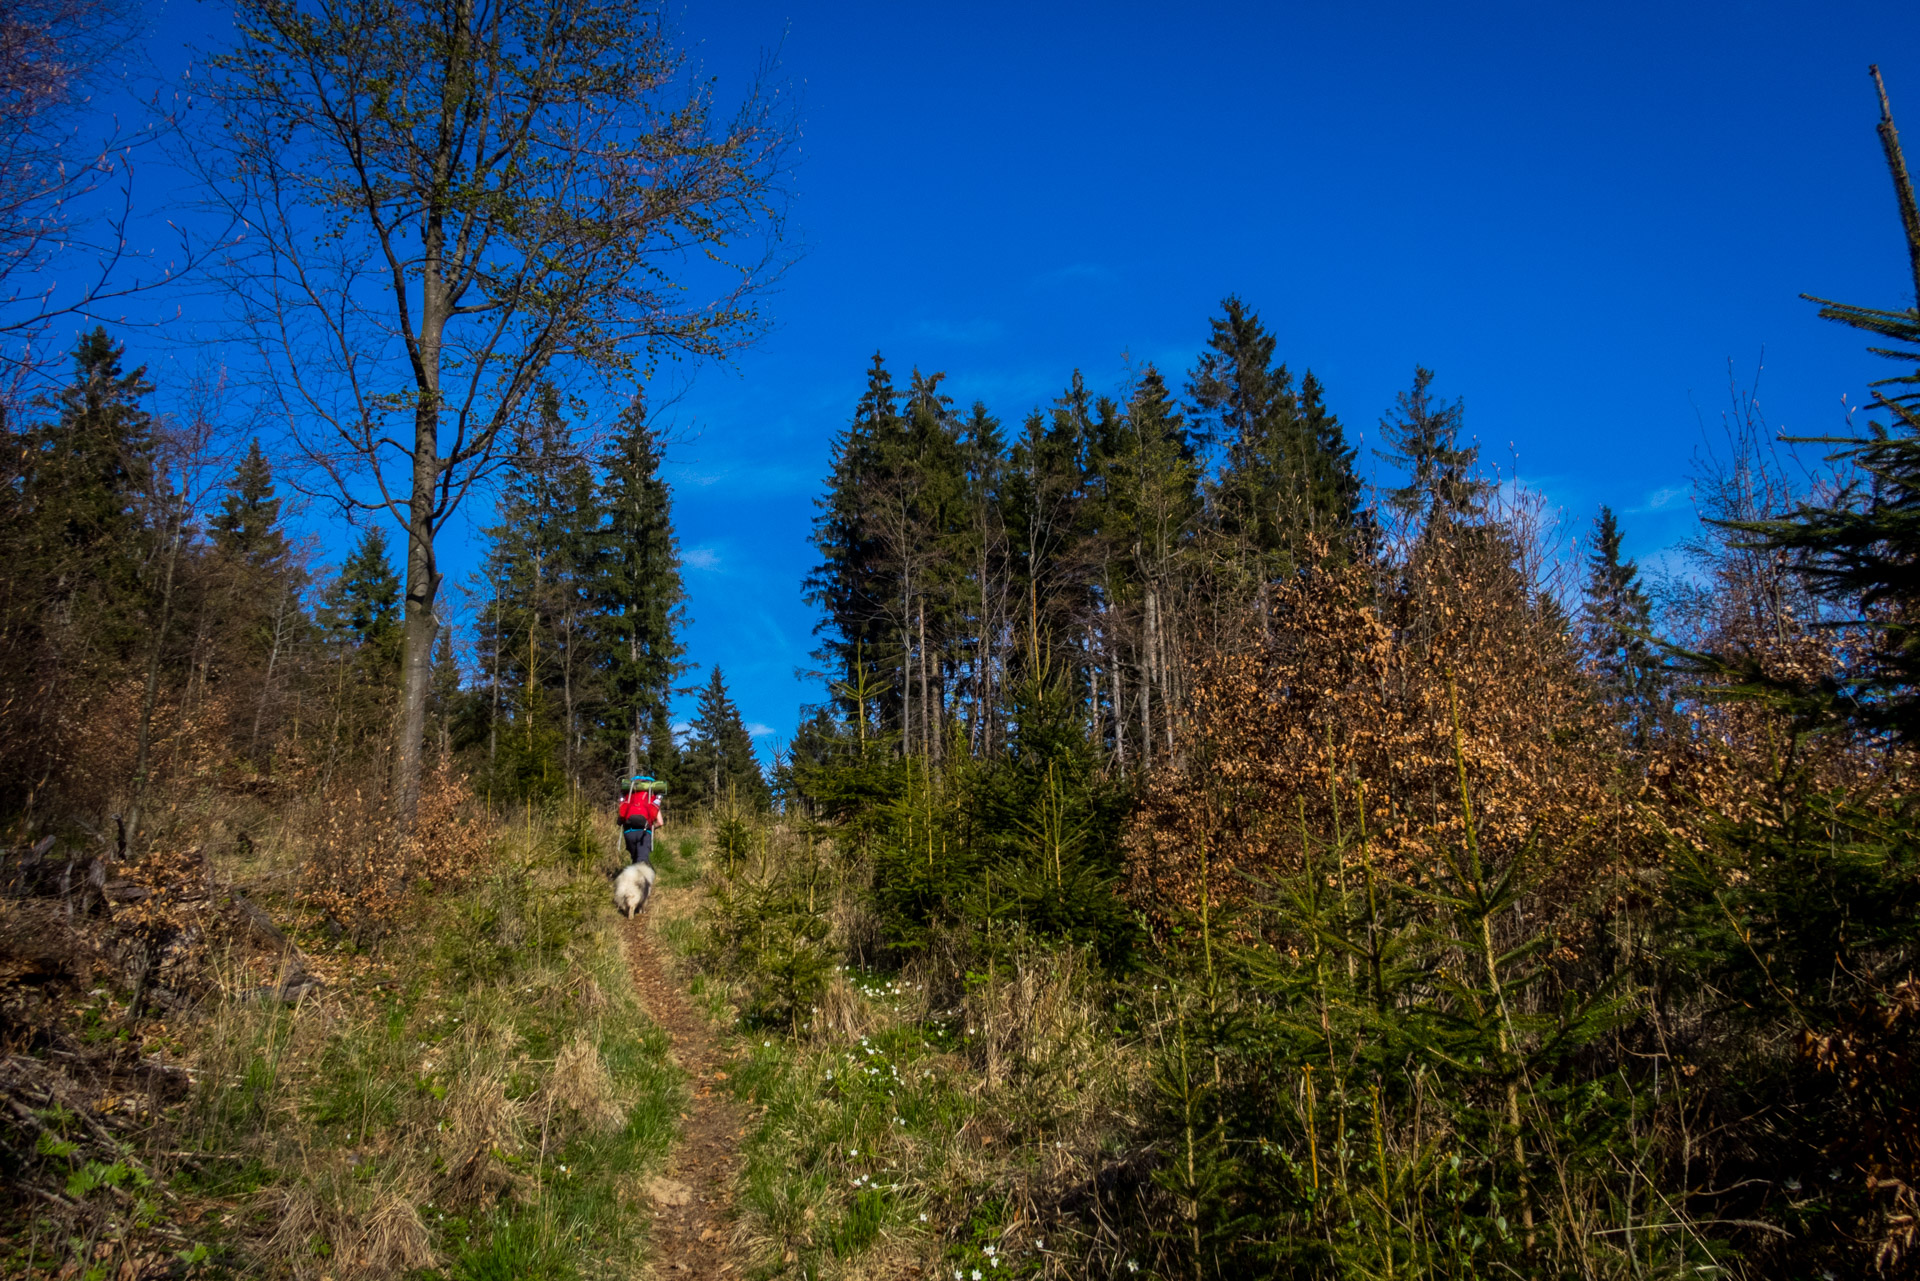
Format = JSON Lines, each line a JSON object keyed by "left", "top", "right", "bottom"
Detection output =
{"left": 612, "top": 860, "right": 656, "bottom": 918}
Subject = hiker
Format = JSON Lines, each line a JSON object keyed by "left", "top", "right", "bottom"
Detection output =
{"left": 618, "top": 777, "right": 663, "bottom": 866}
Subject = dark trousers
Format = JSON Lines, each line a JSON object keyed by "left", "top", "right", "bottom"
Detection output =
{"left": 622, "top": 825, "right": 653, "bottom": 865}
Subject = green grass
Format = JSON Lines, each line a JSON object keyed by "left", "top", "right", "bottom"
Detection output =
{"left": 158, "top": 807, "right": 687, "bottom": 1279}
{"left": 656, "top": 829, "right": 1123, "bottom": 1280}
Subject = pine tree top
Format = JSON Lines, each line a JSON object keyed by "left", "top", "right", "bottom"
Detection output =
{"left": 1378, "top": 366, "right": 1488, "bottom": 527}
{"left": 211, "top": 439, "right": 290, "bottom": 570}
{"left": 322, "top": 527, "right": 403, "bottom": 664}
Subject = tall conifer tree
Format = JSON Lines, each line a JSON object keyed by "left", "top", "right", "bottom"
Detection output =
{"left": 1191, "top": 298, "right": 1362, "bottom": 579}
{"left": 320, "top": 528, "right": 403, "bottom": 671}
{"left": 1719, "top": 74, "right": 1920, "bottom": 737}
{"left": 1378, "top": 366, "right": 1487, "bottom": 529}
{"left": 20, "top": 327, "right": 158, "bottom": 643}
{"left": 684, "top": 666, "right": 768, "bottom": 807}
{"left": 482, "top": 386, "right": 601, "bottom": 781}
{"left": 1581, "top": 506, "right": 1667, "bottom": 748}
{"left": 807, "top": 354, "right": 904, "bottom": 733}
{"left": 593, "top": 396, "right": 687, "bottom": 784}
{"left": 210, "top": 439, "right": 290, "bottom": 572}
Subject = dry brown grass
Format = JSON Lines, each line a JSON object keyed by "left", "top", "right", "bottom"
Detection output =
{"left": 265, "top": 1157, "right": 438, "bottom": 1280}
{"left": 551, "top": 1031, "right": 625, "bottom": 1134}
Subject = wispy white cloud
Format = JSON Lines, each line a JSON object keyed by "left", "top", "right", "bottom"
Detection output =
{"left": 1621, "top": 485, "right": 1690, "bottom": 515}
{"left": 746, "top": 722, "right": 775, "bottom": 738}
{"left": 667, "top": 461, "right": 822, "bottom": 498}
{"left": 683, "top": 546, "right": 721, "bottom": 571}
{"left": 1032, "top": 261, "right": 1115, "bottom": 288}
{"left": 913, "top": 317, "right": 1005, "bottom": 344}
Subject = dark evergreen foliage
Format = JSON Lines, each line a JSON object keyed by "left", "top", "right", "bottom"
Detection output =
{"left": 1377, "top": 365, "right": 1487, "bottom": 528}
{"left": 319, "top": 528, "right": 403, "bottom": 672}
{"left": 804, "top": 303, "right": 1374, "bottom": 779}
{"left": 592, "top": 395, "right": 688, "bottom": 786}
{"left": 685, "top": 666, "right": 769, "bottom": 809}
{"left": 1193, "top": 297, "right": 1364, "bottom": 576}
{"left": 476, "top": 387, "right": 602, "bottom": 792}
{"left": 1581, "top": 506, "right": 1669, "bottom": 747}
{"left": 16, "top": 327, "right": 158, "bottom": 640}
{"left": 210, "top": 439, "right": 290, "bottom": 572}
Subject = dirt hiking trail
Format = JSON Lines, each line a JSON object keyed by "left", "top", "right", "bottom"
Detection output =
{"left": 624, "top": 910, "right": 748, "bottom": 1278}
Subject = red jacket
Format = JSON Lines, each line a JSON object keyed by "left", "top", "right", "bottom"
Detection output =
{"left": 619, "top": 791, "right": 661, "bottom": 828}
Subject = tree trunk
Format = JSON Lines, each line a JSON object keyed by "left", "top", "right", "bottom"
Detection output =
{"left": 128, "top": 522, "right": 186, "bottom": 846}
{"left": 248, "top": 584, "right": 292, "bottom": 757}
{"left": 562, "top": 609, "right": 575, "bottom": 779}
{"left": 394, "top": 523, "right": 437, "bottom": 820}
{"left": 1090, "top": 641, "right": 1103, "bottom": 758}
{"left": 918, "top": 598, "right": 931, "bottom": 761}
{"left": 392, "top": 378, "right": 443, "bottom": 824}
{"left": 628, "top": 615, "right": 645, "bottom": 778}
{"left": 1140, "top": 599, "right": 1154, "bottom": 769}
{"left": 1155, "top": 587, "right": 1175, "bottom": 753}
{"left": 488, "top": 584, "right": 501, "bottom": 775}
{"left": 1112, "top": 608, "right": 1127, "bottom": 769}
{"left": 900, "top": 575, "right": 913, "bottom": 757}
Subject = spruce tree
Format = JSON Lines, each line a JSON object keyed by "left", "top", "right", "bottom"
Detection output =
{"left": 959, "top": 400, "right": 1008, "bottom": 752}
{"left": 20, "top": 327, "right": 158, "bottom": 637}
{"left": 684, "top": 666, "right": 769, "bottom": 808}
{"left": 210, "top": 439, "right": 290, "bottom": 572}
{"left": 0, "top": 329, "right": 162, "bottom": 810}
{"left": 592, "top": 395, "right": 687, "bottom": 783}
{"left": 1089, "top": 365, "right": 1202, "bottom": 762}
{"left": 898, "top": 367, "right": 971, "bottom": 760}
{"left": 1002, "top": 374, "right": 1093, "bottom": 664}
{"left": 204, "top": 434, "right": 304, "bottom": 691}
{"left": 482, "top": 385, "right": 602, "bottom": 782}
{"left": 1190, "top": 298, "right": 1363, "bottom": 577}
{"left": 806, "top": 354, "right": 905, "bottom": 732}
{"left": 320, "top": 528, "right": 403, "bottom": 672}
{"left": 1717, "top": 74, "right": 1920, "bottom": 738}
{"left": 1581, "top": 506, "right": 1667, "bottom": 748}
{"left": 1188, "top": 297, "right": 1292, "bottom": 456}
{"left": 1378, "top": 365, "right": 1488, "bottom": 528}
{"left": 1297, "top": 370, "right": 1367, "bottom": 557}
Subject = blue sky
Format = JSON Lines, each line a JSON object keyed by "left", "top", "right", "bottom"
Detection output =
{"left": 59, "top": 0, "right": 1920, "bottom": 753}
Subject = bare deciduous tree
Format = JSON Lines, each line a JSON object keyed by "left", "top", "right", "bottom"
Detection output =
{"left": 0, "top": 0, "right": 186, "bottom": 387}
{"left": 197, "top": 0, "right": 790, "bottom": 820}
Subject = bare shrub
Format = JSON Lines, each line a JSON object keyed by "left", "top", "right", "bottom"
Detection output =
{"left": 299, "top": 760, "right": 491, "bottom": 937}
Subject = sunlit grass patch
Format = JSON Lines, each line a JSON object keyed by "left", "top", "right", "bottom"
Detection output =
{"left": 670, "top": 908, "right": 1132, "bottom": 1279}
{"left": 151, "top": 805, "right": 686, "bottom": 1279}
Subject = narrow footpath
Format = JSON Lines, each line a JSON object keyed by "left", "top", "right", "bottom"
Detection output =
{"left": 624, "top": 910, "right": 747, "bottom": 1278}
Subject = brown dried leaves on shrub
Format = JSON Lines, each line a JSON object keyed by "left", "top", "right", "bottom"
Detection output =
{"left": 1803, "top": 977, "right": 1920, "bottom": 1275}
{"left": 1128, "top": 534, "right": 1640, "bottom": 935}
{"left": 299, "top": 761, "right": 491, "bottom": 937}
